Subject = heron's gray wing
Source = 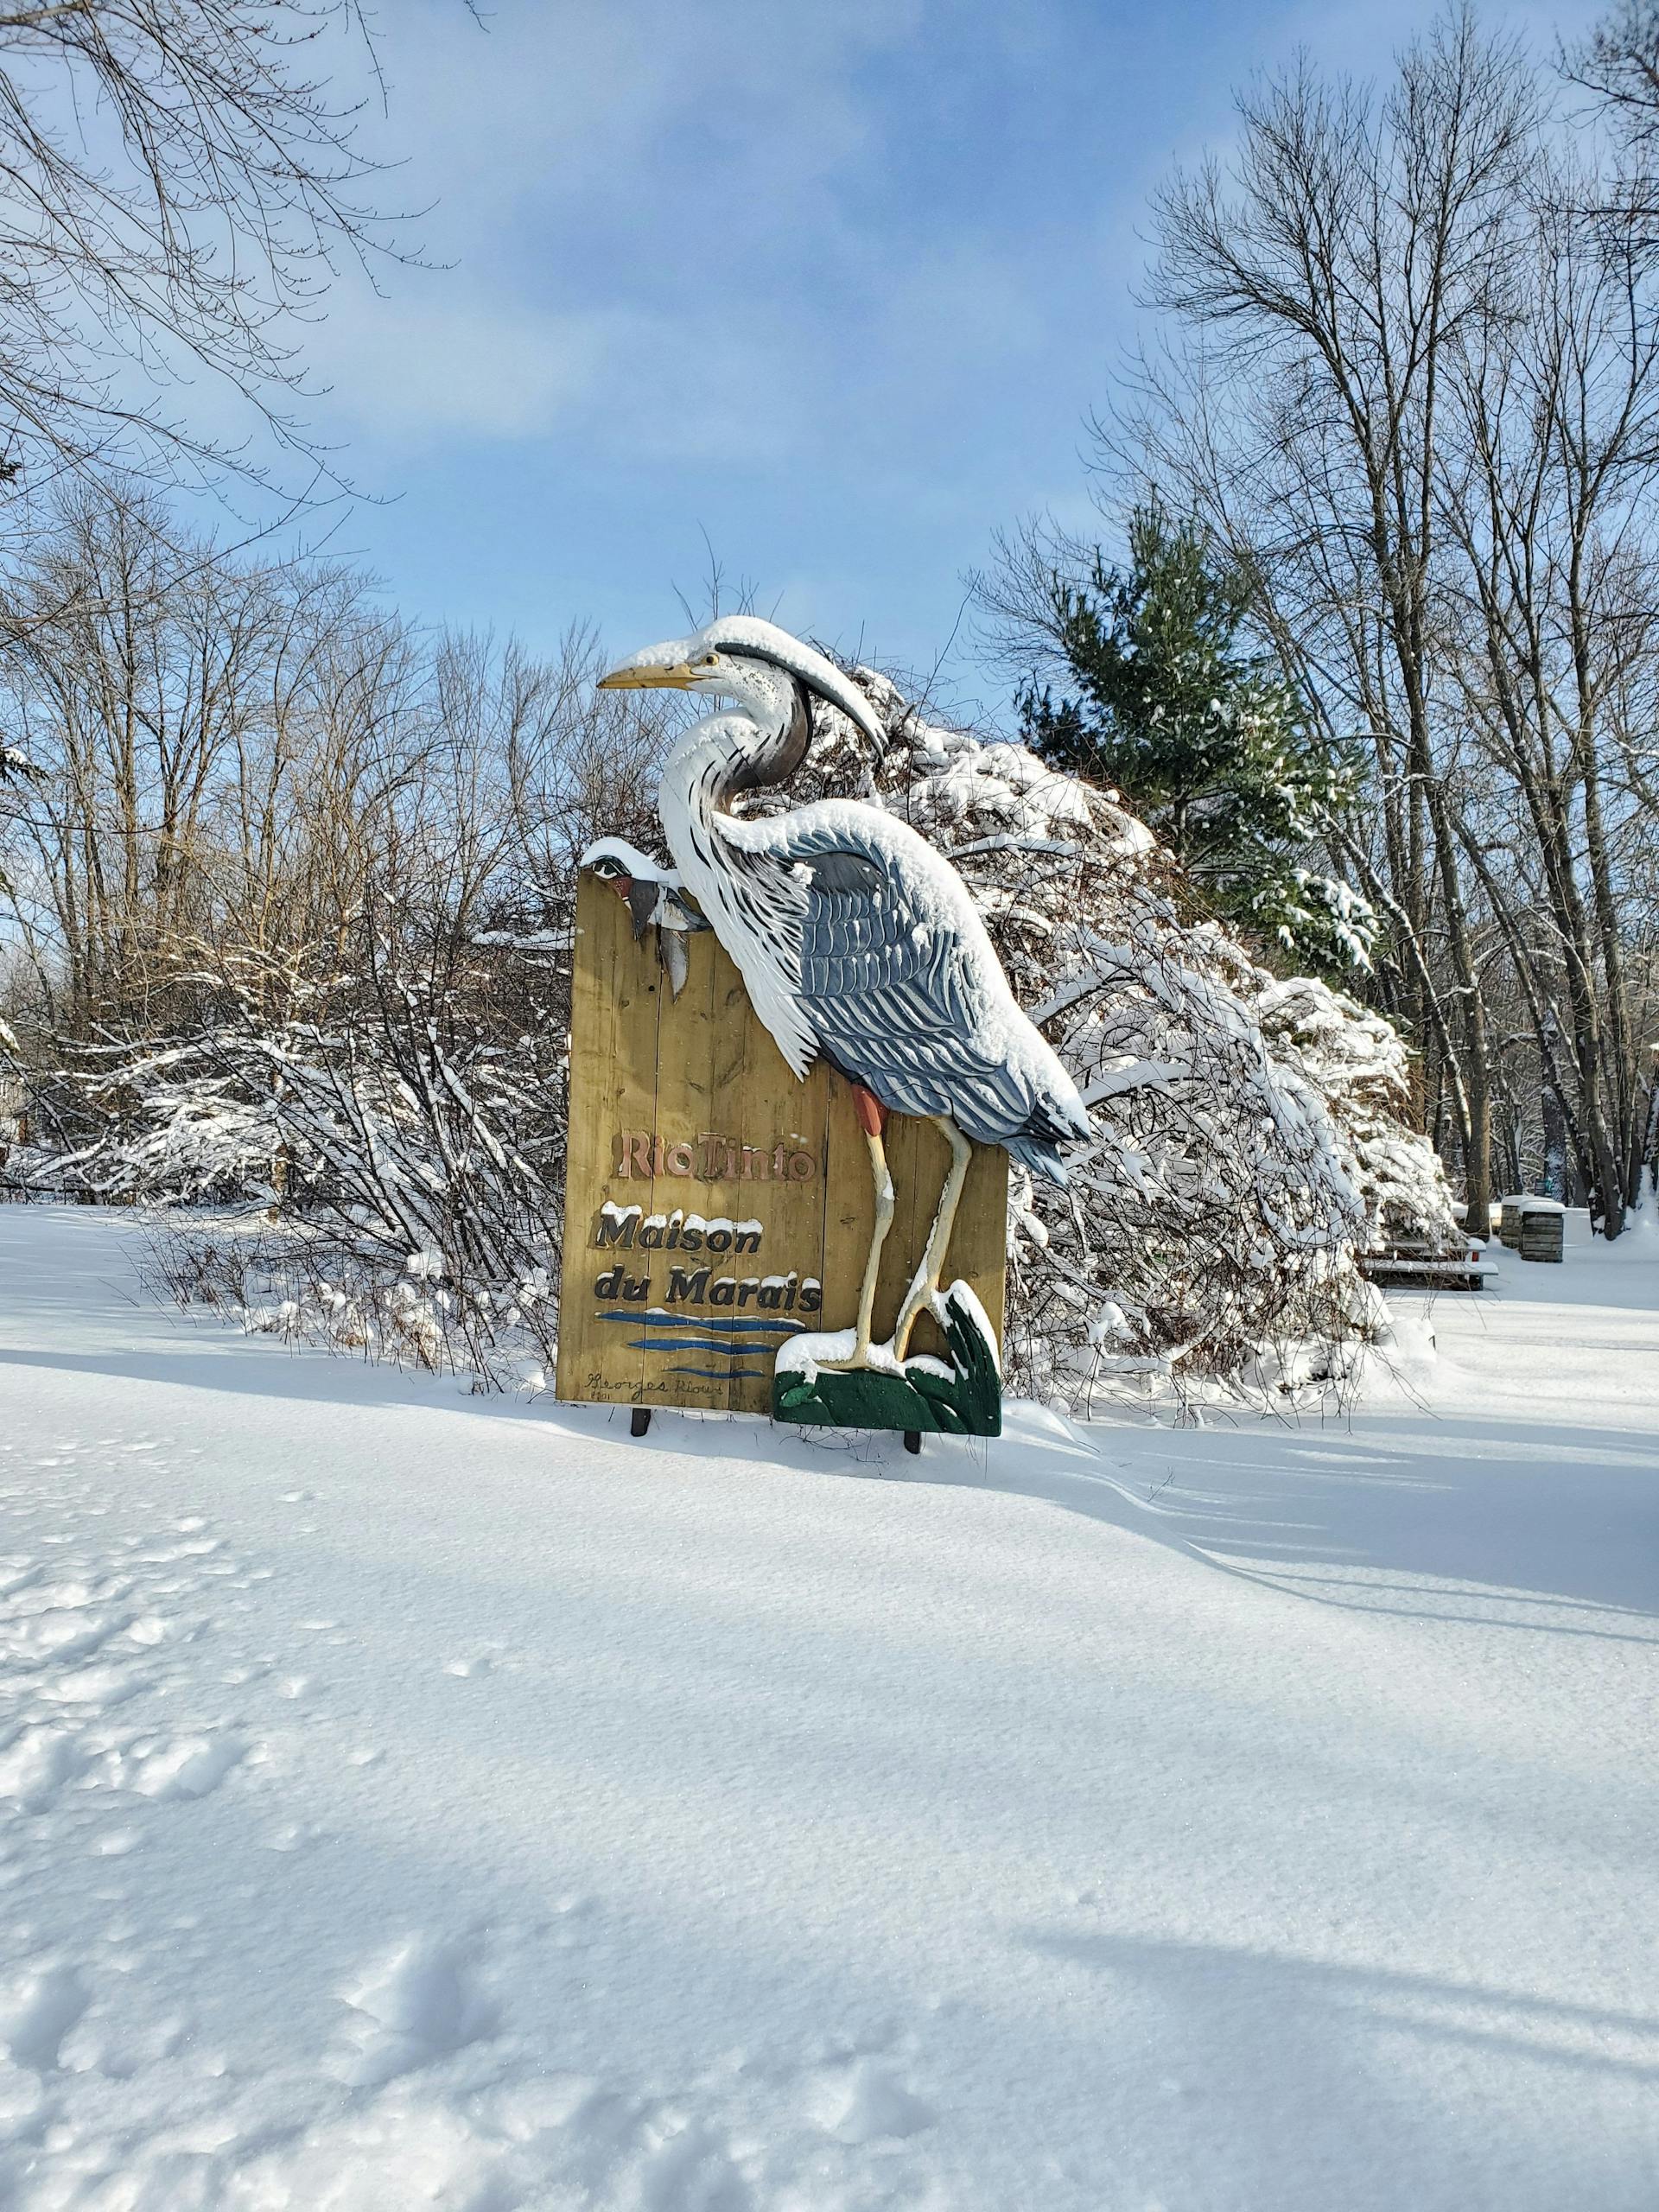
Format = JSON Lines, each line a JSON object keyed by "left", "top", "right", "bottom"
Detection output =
{"left": 789, "top": 843, "right": 1047, "bottom": 1147}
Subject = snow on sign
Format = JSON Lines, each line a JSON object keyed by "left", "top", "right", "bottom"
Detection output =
{"left": 555, "top": 865, "right": 1009, "bottom": 1426}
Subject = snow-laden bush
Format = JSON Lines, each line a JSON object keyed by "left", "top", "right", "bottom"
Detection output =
{"left": 773, "top": 666, "right": 1388, "bottom": 1407}
{"left": 27, "top": 908, "right": 574, "bottom": 1389}
{"left": 1252, "top": 976, "right": 1461, "bottom": 1254}
{"left": 35, "top": 1039, "right": 286, "bottom": 1204}
{"left": 137, "top": 1220, "right": 557, "bottom": 1392}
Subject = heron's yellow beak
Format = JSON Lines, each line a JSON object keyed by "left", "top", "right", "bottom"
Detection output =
{"left": 597, "top": 662, "right": 698, "bottom": 690}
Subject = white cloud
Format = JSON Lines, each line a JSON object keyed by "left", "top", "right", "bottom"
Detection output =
{"left": 309, "top": 287, "right": 609, "bottom": 441}
{"left": 307, "top": 269, "right": 818, "bottom": 462}
{"left": 300, "top": 0, "right": 1038, "bottom": 467}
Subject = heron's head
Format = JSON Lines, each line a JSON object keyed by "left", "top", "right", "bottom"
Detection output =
{"left": 598, "top": 616, "right": 885, "bottom": 750}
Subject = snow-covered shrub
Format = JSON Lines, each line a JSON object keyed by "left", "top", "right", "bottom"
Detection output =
{"left": 767, "top": 665, "right": 1381, "bottom": 1408}
{"left": 37, "top": 1038, "right": 287, "bottom": 1204}
{"left": 140, "top": 1220, "right": 558, "bottom": 1393}
{"left": 57, "top": 902, "right": 574, "bottom": 1389}
{"left": 1252, "top": 976, "right": 1460, "bottom": 1254}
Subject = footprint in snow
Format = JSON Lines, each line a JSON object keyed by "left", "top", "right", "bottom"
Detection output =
{"left": 17, "top": 1575, "right": 99, "bottom": 1612}
{"left": 0, "top": 1724, "right": 86, "bottom": 1813}
{"left": 72, "top": 2008, "right": 187, "bottom": 2081}
{"left": 0, "top": 1962, "right": 89, "bottom": 2071}
{"left": 327, "top": 1932, "right": 499, "bottom": 2088}
{"left": 130, "top": 1732, "right": 245, "bottom": 1800}
{"left": 632, "top": 2110, "right": 755, "bottom": 2208}
{"left": 443, "top": 1643, "right": 521, "bottom": 1680}
{"left": 264, "top": 1821, "right": 323, "bottom": 1853}
{"left": 10, "top": 1609, "right": 124, "bottom": 1669}
{"left": 807, "top": 2057, "right": 936, "bottom": 2144}
{"left": 39, "top": 1663, "right": 144, "bottom": 1708}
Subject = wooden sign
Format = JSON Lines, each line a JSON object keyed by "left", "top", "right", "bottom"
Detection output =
{"left": 555, "top": 870, "right": 1008, "bottom": 1422}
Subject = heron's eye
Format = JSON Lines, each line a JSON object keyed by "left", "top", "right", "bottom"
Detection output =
{"left": 696, "top": 653, "right": 718, "bottom": 668}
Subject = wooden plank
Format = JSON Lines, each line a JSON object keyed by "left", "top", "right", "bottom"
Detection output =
{"left": 638, "top": 905, "right": 726, "bottom": 1413}
{"left": 957, "top": 1139, "right": 1009, "bottom": 1344}
{"left": 555, "top": 871, "right": 659, "bottom": 1407}
{"left": 699, "top": 939, "right": 760, "bottom": 1414}
{"left": 559, "top": 902, "right": 842, "bottom": 1417}
{"left": 1362, "top": 1262, "right": 1492, "bottom": 1288}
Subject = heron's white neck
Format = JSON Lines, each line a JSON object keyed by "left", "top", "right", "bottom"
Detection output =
{"left": 657, "top": 677, "right": 808, "bottom": 900}
{"left": 658, "top": 713, "right": 750, "bottom": 903}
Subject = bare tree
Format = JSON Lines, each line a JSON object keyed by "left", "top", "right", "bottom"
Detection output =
{"left": 980, "top": 10, "right": 1659, "bottom": 1230}
{"left": 1433, "top": 160, "right": 1659, "bottom": 1229}
{"left": 1568, "top": 2, "right": 1659, "bottom": 146}
{"left": 1078, "top": 14, "right": 1555, "bottom": 1233}
{"left": 0, "top": 2, "right": 423, "bottom": 505}
{"left": 0, "top": 484, "right": 677, "bottom": 1306}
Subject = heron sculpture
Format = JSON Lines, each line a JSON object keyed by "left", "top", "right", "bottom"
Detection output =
{"left": 598, "top": 616, "right": 1091, "bottom": 1375}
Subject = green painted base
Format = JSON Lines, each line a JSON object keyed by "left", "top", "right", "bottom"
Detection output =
{"left": 771, "top": 1287, "right": 1001, "bottom": 1437}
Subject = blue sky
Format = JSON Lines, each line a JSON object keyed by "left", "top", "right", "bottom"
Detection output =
{"left": 268, "top": 0, "right": 1601, "bottom": 720}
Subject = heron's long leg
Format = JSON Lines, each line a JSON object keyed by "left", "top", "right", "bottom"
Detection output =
{"left": 892, "top": 1116, "right": 973, "bottom": 1363}
{"left": 850, "top": 1125, "right": 895, "bottom": 1362}
{"left": 818, "top": 1090, "right": 895, "bottom": 1372}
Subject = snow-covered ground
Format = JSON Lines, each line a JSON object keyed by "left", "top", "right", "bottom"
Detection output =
{"left": 2, "top": 1205, "right": 1656, "bottom": 2211}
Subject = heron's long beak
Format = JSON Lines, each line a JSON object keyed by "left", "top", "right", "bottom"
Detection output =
{"left": 597, "top": 663, "right": 698, "bottom": 690}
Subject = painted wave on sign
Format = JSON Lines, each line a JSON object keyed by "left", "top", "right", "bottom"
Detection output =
{"left": 597, "top": 1307, "right": 802, "bottom": 1379}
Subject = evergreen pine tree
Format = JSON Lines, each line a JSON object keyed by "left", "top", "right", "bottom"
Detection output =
{"left": 1019, "top": 502, "right": 1371, "bottom": 970}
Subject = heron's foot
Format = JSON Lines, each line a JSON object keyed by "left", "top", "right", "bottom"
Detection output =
{"left": 813, "top": 1341, "right": 878, "bottom": 1375}
{"left": 890, "top": 1288, "right": 935, "bottom": 1365}
{"left": 772, "top": 1286, "right": 1001, "bottom": 1439}
{"left": 813, "top": 1329, "right": 917, "bottom": 1376}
